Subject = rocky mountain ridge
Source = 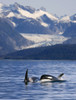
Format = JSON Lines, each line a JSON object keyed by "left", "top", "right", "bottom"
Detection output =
{"left": 0, "top": 2, "right": 76, "bottom": 57}
{"left": 0, "top": 2, "right": 76, "bottom": 34}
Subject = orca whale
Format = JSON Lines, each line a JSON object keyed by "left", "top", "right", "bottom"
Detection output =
{"left": 24, "top": 69, "right": 65, "bottom": 85}
{"left": 40, "top": 73, "right": 65, "bottom": 82}
{"left": 24, "top": 69, "right": 39, "bottom": 85}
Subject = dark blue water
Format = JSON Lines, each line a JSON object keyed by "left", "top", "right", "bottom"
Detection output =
{"left": 0, "top": 60, "right": 76, "bottom": 100}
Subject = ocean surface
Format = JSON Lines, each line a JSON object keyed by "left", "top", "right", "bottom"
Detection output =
{"left": 0, "top": 60, "right": 76, "bottom": 100}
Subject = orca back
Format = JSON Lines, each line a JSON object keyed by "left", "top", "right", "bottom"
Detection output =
{"left": 40, "top": 74, "right": 58, "bottom": 81}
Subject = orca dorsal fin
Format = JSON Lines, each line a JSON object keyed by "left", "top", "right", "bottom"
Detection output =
{"left": 58, "top": 73, "right": 64, "bottom": 79}
{"left": 24, "top": 69, "right": 29, "bottom": 84}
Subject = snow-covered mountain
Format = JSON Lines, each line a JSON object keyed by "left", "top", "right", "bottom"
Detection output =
{"left": 5, "top": 3, "right": 58, "bottom": 20}
{"left": 60, "top": 15, "right": 71, "bottom": 22}
{"left": 0, "top": 3, "right": 58, "bottom": 21}
{"left": 0, "top": 2, "right": 65, "bottom": 34}
{"left": 0, "top": 17, "right": 33, "bottom": 56}
{"left": 0, "top": 3, "right": 76, "bottom": 35}
{"left": 60, "top": 14, "right": 76, "bottom": 23}
{"left": 0, "top": 2, "right": 76, "bottom": 56}
{"left": 0, "top": 3, "right": 75, "bottom": 23}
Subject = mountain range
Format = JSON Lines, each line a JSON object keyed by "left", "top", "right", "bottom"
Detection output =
{"left": 0, "top": 2, "right": 76, "bottom": 34}
{"left": 0, "top": 17, "right": 33, "bottom": 56}
{"left": 0, "top": 2, "right": 76, "bottom": 59}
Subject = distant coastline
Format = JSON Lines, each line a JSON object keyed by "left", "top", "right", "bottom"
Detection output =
{"left": 2, "top": 44, "right": 76, "bottom": 60}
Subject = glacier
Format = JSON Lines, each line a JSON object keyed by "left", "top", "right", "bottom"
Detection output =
{"left": 20, "top": 33, "right": 68, "bottom": 49}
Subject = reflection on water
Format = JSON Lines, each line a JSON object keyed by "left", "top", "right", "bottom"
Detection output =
{"left": 0, "top": 60, "right": 76, "bottom": 99}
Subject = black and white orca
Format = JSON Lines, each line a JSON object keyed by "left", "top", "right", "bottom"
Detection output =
{"left": 24, "top": 69, "right": 65, "bottom": 85}
{"left": 40, "top": 73, "right": 65, "bottom": 82}
{"left": 24, "top": 69, "right": 39, "bottom": 85}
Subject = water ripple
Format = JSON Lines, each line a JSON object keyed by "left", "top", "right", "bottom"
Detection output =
{"left": 0, "top": 60, "right": 76, "bottom": 99}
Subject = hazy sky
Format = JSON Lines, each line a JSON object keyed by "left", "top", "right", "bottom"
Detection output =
{"left": 0, "top": 0, "right": 76, "bottom": 17}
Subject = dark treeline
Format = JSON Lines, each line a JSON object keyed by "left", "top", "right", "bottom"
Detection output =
{"left": 3, "top": 44, "right": 76, "bottom": 60}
